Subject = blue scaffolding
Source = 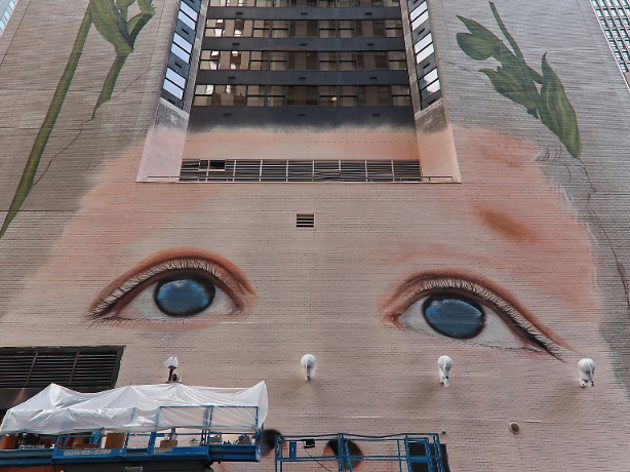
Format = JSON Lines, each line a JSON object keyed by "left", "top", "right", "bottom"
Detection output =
{"left": 0, "top": 404, "right": 263, "bottom": 468}
{"left": 275, "top": 433, "right": 445, "bottom": 472}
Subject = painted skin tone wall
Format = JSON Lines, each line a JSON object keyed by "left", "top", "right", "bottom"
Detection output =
{"left": 1, "top": 127, "right": 627, "bottom": 471}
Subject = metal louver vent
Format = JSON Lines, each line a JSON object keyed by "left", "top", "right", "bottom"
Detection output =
{"left": 0, "top": 347, "right": 124, "bottom": 392}
{"left": 178, "top": 159, "right": 451, "bottom": 183}
{"left": 296, "top": 214, "right": 315, "bottom": 228}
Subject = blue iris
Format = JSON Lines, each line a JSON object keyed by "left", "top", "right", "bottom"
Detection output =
{"left": 422, "top": 294, "right": 485, "bottom": 339}
{"left": 154, "top": 277, "right": 216, "bottom": 317}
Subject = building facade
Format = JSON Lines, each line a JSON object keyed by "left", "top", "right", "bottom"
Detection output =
{"left": 2, "top": 0, "right": 630, "bottom": 471}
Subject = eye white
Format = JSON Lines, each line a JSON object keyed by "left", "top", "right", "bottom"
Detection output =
{"left": 398, "top": 295, "right": 528, "bottom": 349}
{"left": 116, "top": 281, "right": 236, "bottom": 320}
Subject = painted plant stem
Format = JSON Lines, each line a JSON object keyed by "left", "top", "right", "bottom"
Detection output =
{"left": 0, "top": 10, "right": 93, "bottom": 238}
{"left": 93, "top": 53, "right": 129, "bottom": 118}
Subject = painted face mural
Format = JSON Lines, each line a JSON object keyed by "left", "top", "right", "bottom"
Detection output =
{"left": 2, "top": 0, "right": 630, "bottom": 471}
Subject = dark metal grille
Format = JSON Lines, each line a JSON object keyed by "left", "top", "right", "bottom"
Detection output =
{"left": 296, "top": 214, "right": 315, "bottom": 228}
{"left": 0, "top": 347, "right": 124, "bottom": 391}
{"left": 180, "top": 158, "right": 437, "bottom": 182}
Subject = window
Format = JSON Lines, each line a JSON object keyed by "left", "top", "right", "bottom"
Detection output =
{"left": 319, "top": 52, "right": 337, "bottom": 71}
{"left": 357, "top": 51, "right": 388, "bottom": 70}
{"left": 200, "top": 50, "right": 220, "bottom": 70}
{"left": 319, "top": 20, "right": 337, "bottom": 38}
{"left": 340, "top": 85, "right": 358, "bottom": 106}
{"left": 287, "top": 86, "right": 318, "bottom": 105}
{"left": 289, "top": 20, "right": 319, "bottom": 37}
{"left": 250, "top": 51, "right": 268, "bottom": 70}
{"left": 288, "top": 52, "right": 318, "bottom": 70}
{"left": 270, "top": 51, "right": 288, "bottom": 70}
{"left": 213, "top": 85, "right": 246, "bottom": 106}
{"left": 268, "top": 85, "right": 286, "bottom": 106}
{"left": 385, "top": 19, "right": 403, "bottom": 37}
{"left": 272, "top": 20, "right": 289, "bottom": 38}
{"left": 320, "top": 86, "right": 338, "bottom": 106}
{"left": 338, "top": 20, "right": 354, "bottom": 37}
{"left": 205, "top": 19, "right": 224, "bottom": 37}
{"left": 388, "top": 51, "right": 407, "bottom": 70}
{"left": 254, "top": 19, "right": 271, "bottom": 37}
{"left": 194, "top": 84, "right": 214, "bottom": 105}
{"left": 392, "top": 85, "right": 411, "bottom": 106}
{"left": 247, "top": 85, "right": 266, "bottom": 106}
{"left": 339, "top": 51, "right": 356, "bottom": 70}
{"left": 359, "top": 85, "right": 391, "bottom": 106}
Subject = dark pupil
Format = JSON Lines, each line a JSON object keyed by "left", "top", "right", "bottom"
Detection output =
{"left": 422, "top": 294, "right": 485, "bottom": 339}
{"left": 154, "top": 278, "right": 216, "bottom": 317}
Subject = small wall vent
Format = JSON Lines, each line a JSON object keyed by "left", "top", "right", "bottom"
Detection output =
{"left": 296, "top": 214, "right": 314, "bottom": 228}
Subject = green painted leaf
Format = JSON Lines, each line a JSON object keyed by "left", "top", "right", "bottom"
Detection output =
{"left": 89, "top": 0, "right": 133, "bottom": 55}
{"left": 456, "top": 33, "right": 494, "bottom": 60}
{"left": 539, "top": 53, "right": 582, "bottom": 158}
{"left": 480, "top": 67, "right": 539, "bottom": 117}
{"left": 137, "top": 0, "right": 155, "bottom": 15}
{"left": 116, "top": 0, "right": 135, "bottom": 8}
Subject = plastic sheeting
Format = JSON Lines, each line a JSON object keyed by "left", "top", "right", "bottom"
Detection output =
{"left": 0, "top": 382, "right": 267, "bottom": 435}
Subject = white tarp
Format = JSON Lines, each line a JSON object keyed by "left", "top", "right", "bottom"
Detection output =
{"left": 0, "top": 382, "right": 267, "bottom": 435}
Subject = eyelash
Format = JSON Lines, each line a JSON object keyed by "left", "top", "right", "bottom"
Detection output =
{"left": 392, "top": 277, "right": 560, "bottom": 357}
{"left": 89, "top": 258, "right": 243, "bottom": 324}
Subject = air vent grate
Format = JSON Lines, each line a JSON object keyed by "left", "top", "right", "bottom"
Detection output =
{"left": 180, "top": 159, "right": 436, "bottom": 183}
{"left": 0, "top": 347, "right": 124, "bottom": 392}
{"left": 296, "top": 214, "right": 315, "bottom": 228}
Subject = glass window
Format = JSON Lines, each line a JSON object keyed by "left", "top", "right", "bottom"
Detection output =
{"left": 254, "top": 20, "right": 271, "bottom": 37}
{"left": 270, "top": 51, "right": 287, "bottom": 70}
{"left": 222, "top": 50, "right": 250, "bottom": 70}
{"left": 289, "top": 20, "right": 318, "bottom": 37}
{"left": 340, "top": 86, "right": 357, "bottom": 106}
{"left": 338, "top": 20, "right": 354, "bottom": 38}
{"left": 386, "top": 19, "right": 403, "bottom": 37}
{"left": 320, "top": 86, "right": 338, "bottom": 107}
{"left": 388, "top": 51, "right": 407, "bottom": 70}
{"left": 223, "top": 19, "right": 252, "bottom": 37}
{"left": 392, "top": 85, "right": 411, "bottom": 106}
{"left": 205, "top": 19, "right": 224, "bottom": 37}
{"left": 268, "top": 86, "right": 286, "bottom": 106}
{"left": 194, "top": 85, "right": 214, "bottom": 106}
{"left": 256, "top": 0, "right": 274, "bottom": 6}
{"left": 290, "top": 0, "right": 318, "bottom": 5}
{"left": 337, "top": 0, "right": 353, "bottom": 6}
{"left": 359, "top": 85, "right": 391, "bottom": 106}
{"left": 214, "top": 85, "right": 247, "bottom": 106}
{"left": 288, "top": 52, "right": 318, "bottom": 70}
{"left": 275, "top": 0, "right": 289, "bottom": 5}
{"left": 319, "top": 20, "right": 336, "bottom": 38}
{"left": 357, "top": 20, "right": 385, "bottom": 37}
{"left": 319, "top": 52, "right": 337, "bottom": 71}
{"left": 250, "top": 51, "right": 268, "bottom": 70}
{"left": 287, "top": 86, "right": 318, "bottom": 105}
{"left": 247, "top": 85, "right": 266, "bottom": 106}
{"left": 339, "top": 51, "right": 356, "bottom": 70}
{"left": 272, "top": 20, "right": 289, "bottom": 37}
{"left": 383, "top": 0, "right": 400, "bottom": 6}
{"left": 319, "top": 0, "right": 335, "bottom": 6}
{"left": 357, "top": 51, "right": 387, "bottom": 70}
{"left": 199, "top": 50, "right": 220, "bottom": 70}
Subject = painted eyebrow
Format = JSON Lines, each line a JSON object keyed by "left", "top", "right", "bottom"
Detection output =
{"left": 381, "top": 272, "right": 572, "bottom": 355}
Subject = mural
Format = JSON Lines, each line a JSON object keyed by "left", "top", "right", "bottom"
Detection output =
{"left": 457, "top": 2, "right": 581, "bottom": 158}
{"left": 1, "top": 0, "right": 630, "bottom": 471}
{"left": 0, "top": 0, "right": 154, "bottom": 239}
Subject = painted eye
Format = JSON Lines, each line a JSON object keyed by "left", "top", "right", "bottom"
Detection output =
{"left": 89, "top": 251, "right": 255, "bottom": 328}
{"left": 384, "top": 275, "right": 566, "bottom": 357}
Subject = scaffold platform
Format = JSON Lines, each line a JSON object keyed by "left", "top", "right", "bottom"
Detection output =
{"left": 275, "top": 433, "right": 446, "bottom": 472}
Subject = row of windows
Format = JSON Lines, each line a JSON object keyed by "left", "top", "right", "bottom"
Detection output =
{"left": 209, "top": 0, "right": 399, "bottom": 7}
{"left": 595, "top": 0, "right": 630, "bottom": 6}
{"left": 408, "top": 0, "right": 440, "bottom": 106}
{"left": 193, "top": 84, "right": 411, "bottom": 106}
{"left": 200, "top": 50, "right": 406, "bottom": 71}
{"left": 0, "top": 0, "right": 17, "bottom": 34}
{"left": 162, "top": 1, "right": 201, "bottom": 104}
{"left": 206, "top": 19, "right": 403, "bottom": 38}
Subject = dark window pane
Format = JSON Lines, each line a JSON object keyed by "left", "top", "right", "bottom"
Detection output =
{"left": 359, "top": 85, "right": 391, "bottom": 106}
{"left": 288, "top": 52, "right": 318, "bottom": 70}
{"left": 287, "top": 86, "right": 318, "bottom": 106}
{"left": 290, "top": 20, "right": 318, "bottom": 37}
{"left": 357, "top": 51, "right": 387, "bottom": 70}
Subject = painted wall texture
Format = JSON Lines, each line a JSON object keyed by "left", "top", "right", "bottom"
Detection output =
{"left": 2, "top": 0, "right": 630, "bottom": 471}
